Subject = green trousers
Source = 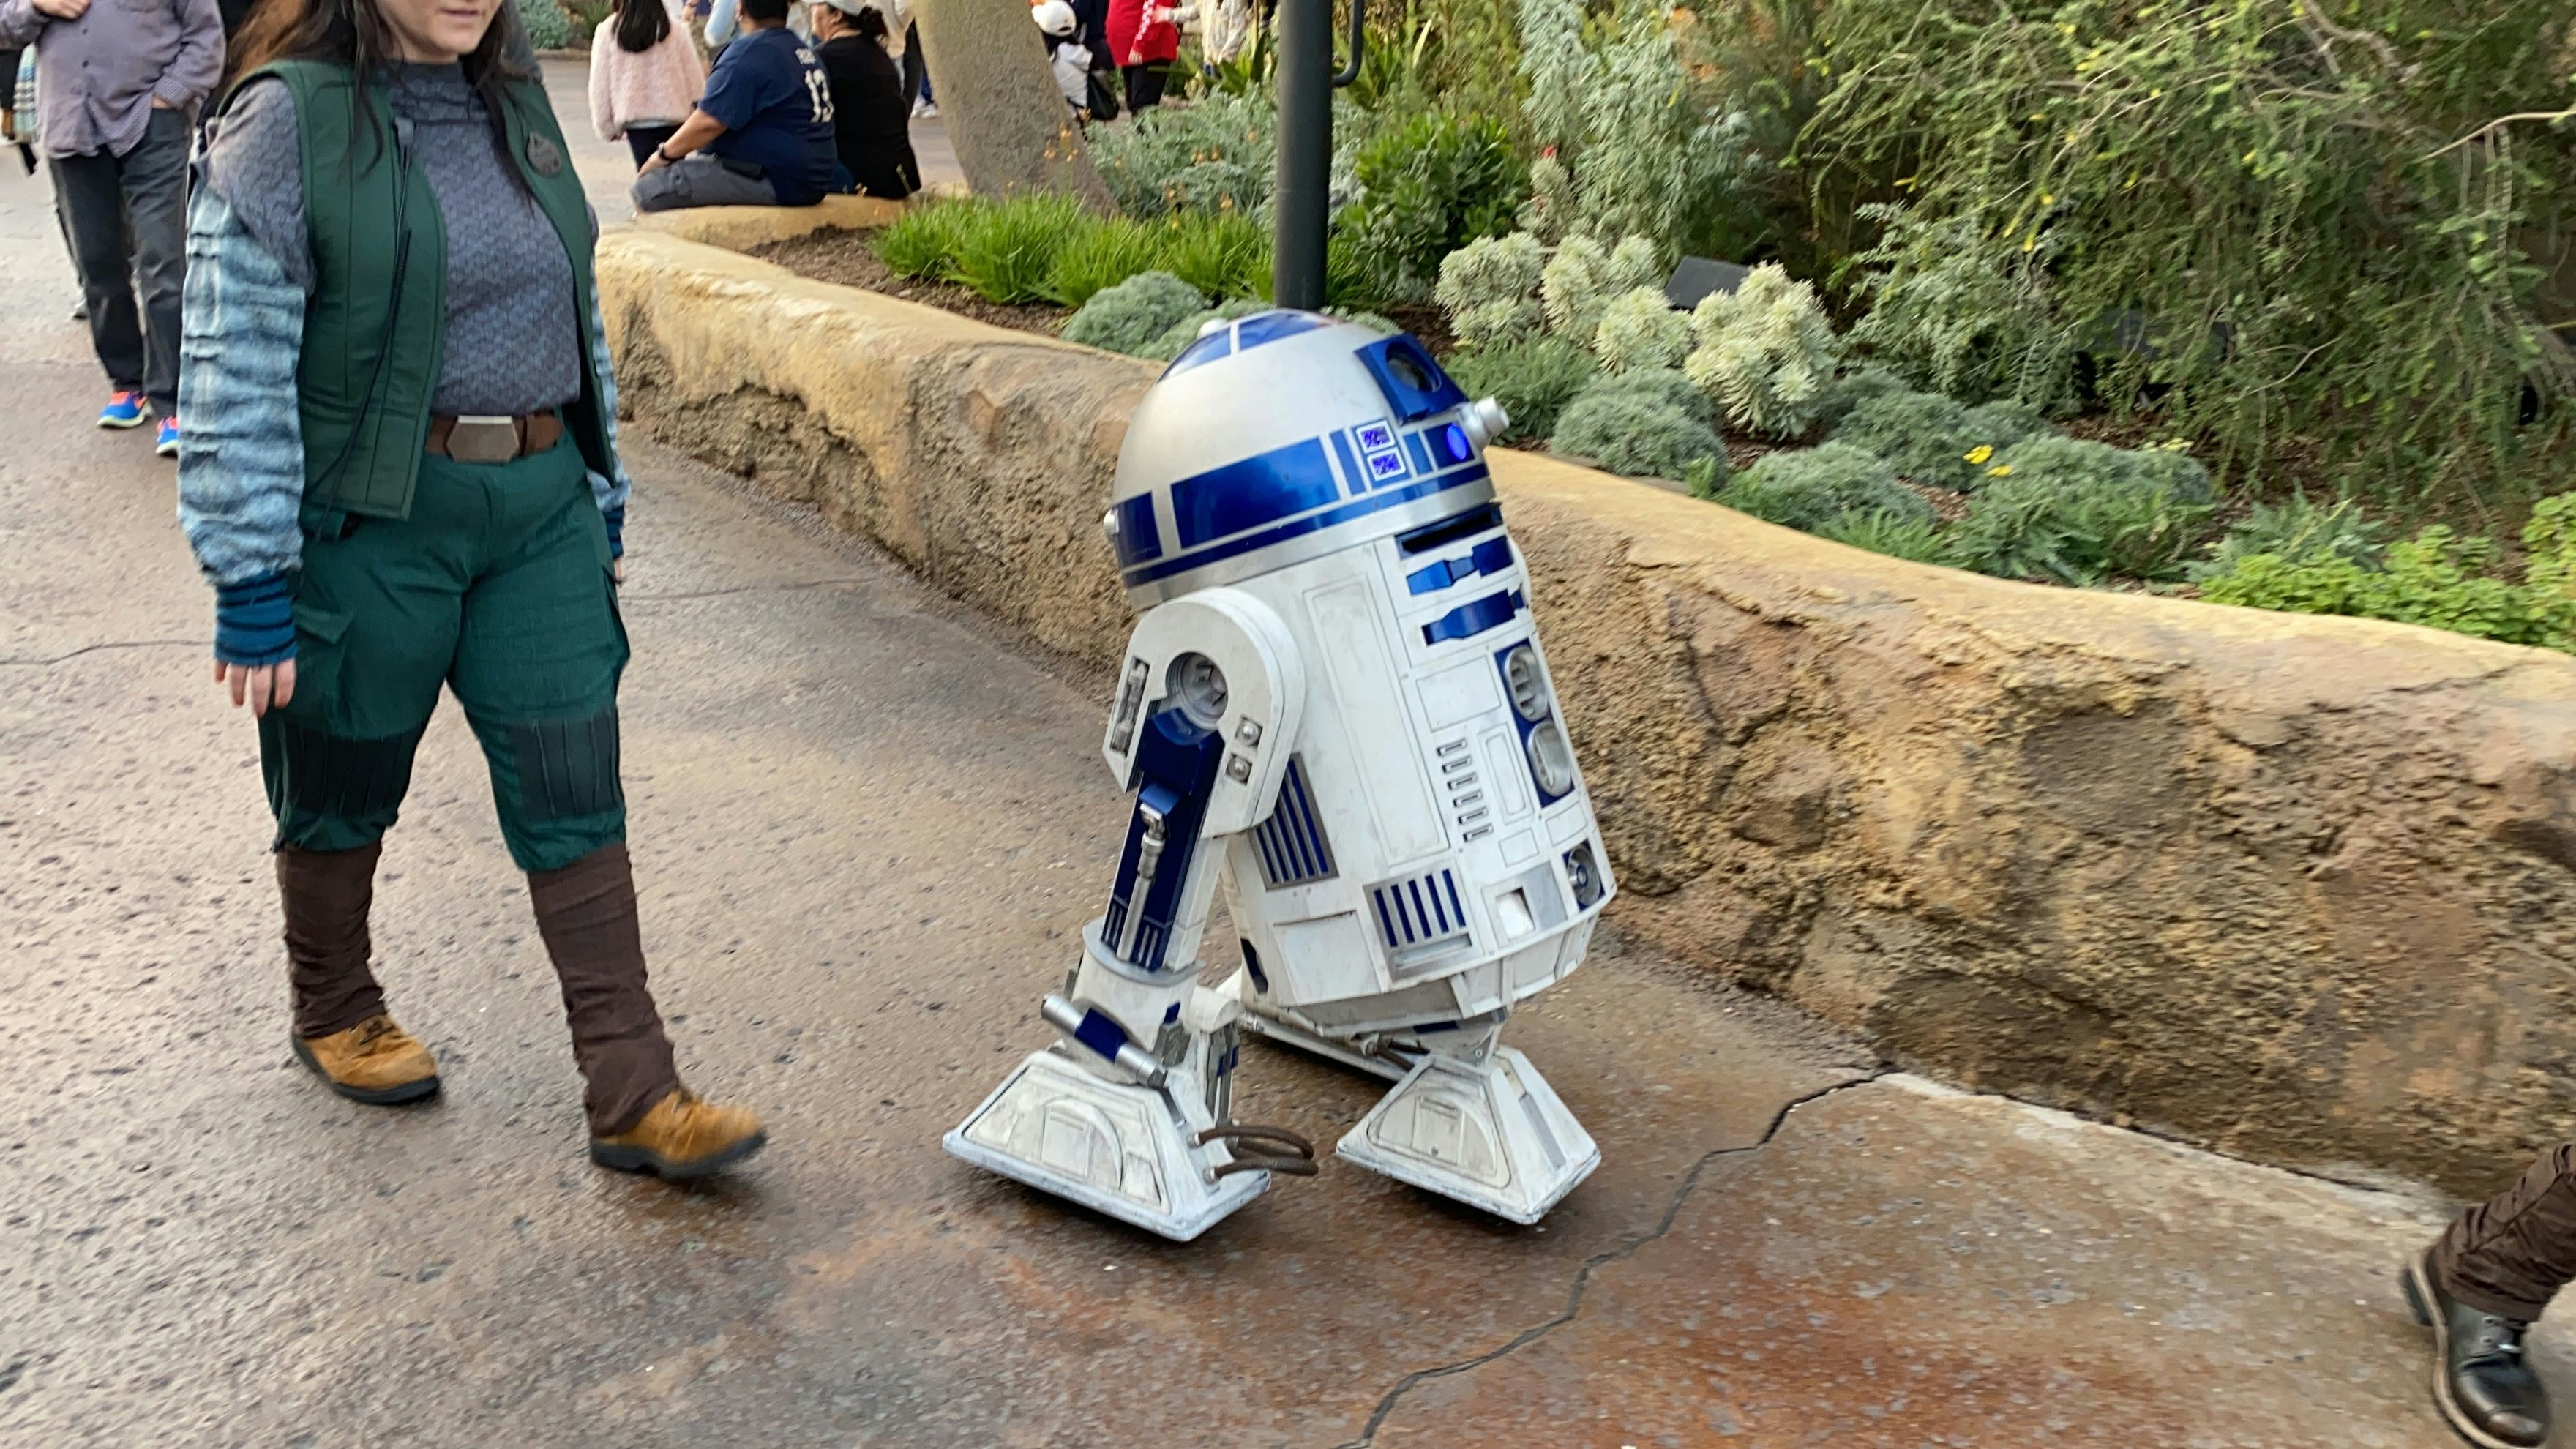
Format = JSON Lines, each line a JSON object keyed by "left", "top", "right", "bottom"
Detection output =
{"left": 261, "top": 439, "right": 630, "bottom": 873}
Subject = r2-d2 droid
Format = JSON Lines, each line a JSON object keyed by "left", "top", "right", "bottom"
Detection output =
{"left": 945, "top": 310, "right": 1615, "bottom": 1240}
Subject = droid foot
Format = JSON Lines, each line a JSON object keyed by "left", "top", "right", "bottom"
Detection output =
{"left": 946, "top": 1048, "right": 1270, "bottom": 1241}
{"left": 1338, "top": 1046, "right": 1598, "bottom": 1224}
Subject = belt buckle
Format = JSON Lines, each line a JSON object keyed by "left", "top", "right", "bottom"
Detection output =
{"left": 449, "top": 415, "right": 520, "bottom": 464}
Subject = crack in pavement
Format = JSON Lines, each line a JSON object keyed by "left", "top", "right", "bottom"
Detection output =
{"left": 0, "top": 638, "right": 196, "bottom": 667}
{"left": 1334, "top": 1066, "right": 1895, "bottom": 1449}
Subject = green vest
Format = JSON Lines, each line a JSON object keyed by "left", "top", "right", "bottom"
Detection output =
{"left": 224, "top": 61, "right": 617, "bottom": 521}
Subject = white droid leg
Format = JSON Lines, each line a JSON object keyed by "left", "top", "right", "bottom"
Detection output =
{"left": 946, "top": 924, "right": 1303, "bottom": 1241}
{"left": 1243, "top": 997, "right": 1599, "bottom": 1224}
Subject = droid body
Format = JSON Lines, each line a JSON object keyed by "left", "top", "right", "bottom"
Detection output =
{"left": 945, "top": 312, "right": 1613, "bottom": 1240}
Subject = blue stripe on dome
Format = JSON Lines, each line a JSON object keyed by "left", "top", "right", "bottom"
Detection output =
{"left": 1161, "top": 326, "right": 1236, "bottom": 379}
{"left": 1171, "top": 438, "right": 1344, "bottom": 549}
{"left": 1121, "top": 461, "right": 1491, "bottom": 588}
{"left": 1235, "top": 311, "right": 1328, "bottom": 351}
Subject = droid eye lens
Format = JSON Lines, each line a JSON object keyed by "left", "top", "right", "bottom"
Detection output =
{"left": 1442, "top": 424, "right": 1472, "bottom": 463}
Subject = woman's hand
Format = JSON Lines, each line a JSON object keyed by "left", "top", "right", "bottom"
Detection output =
{"left": 214, "top": 658, "right": 298, "bottom": 717}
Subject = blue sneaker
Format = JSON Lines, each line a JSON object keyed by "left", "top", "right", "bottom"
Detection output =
{"left": 97, "top": 390, "right": 147, "bottom": 429}
{"left": 154, "top": 414, "right": 181, "bottom": 457}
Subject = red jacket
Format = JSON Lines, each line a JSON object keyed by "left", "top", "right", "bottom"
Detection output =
{"left": 1105, "top": 0, "right": 1179, "bottom": 66}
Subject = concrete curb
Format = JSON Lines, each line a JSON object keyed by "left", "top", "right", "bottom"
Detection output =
{"left": 597, "top": 226, "right": 2576, "bottom": 1194}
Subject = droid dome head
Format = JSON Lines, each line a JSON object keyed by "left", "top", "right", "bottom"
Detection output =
{"left": 1105, "top": 310, "right": 1510, "bottom": 607}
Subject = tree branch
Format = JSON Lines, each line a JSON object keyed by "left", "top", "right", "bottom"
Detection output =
{"left": 2426, "top": 106, "right": 2576, "bottom": 162}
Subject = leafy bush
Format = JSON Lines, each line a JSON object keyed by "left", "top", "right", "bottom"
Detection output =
{"left": 1815, "top": 509, "right": 1963, "bottom": 568}
{"left": 1550, "top": 371, "right": 1723, "bottom": 480}
{"left": 2196, "top": 494, "right": 2576, "bottom": 653}
{"left": 1339, "top": 112, "right": 1526, "bottom": 302}
{"left": 1843, "top": 206, "right": 2078, "bottom": 416}
{"left": 1713, "top": 442, "right": 1930, "bottom": 533}
{"left": 1813, "top": 365, "right": 1907, "bottom": 433}
{"left": 1044, "top": 219, "right": 1167, "bottom": 309}
{"left": 1961, "top": 399, "right": 2053, "bottom": 453}
{"left": 512, "top": 0, "right": 576, "bottom": 50}
{"left": 1090, "top": 92, "right": 1278, "bottom": 220}
{"left": 1539, "top": 232, "right": 1660, "bottom": 346}
{"left": 1156, "top": 211, "right": 1271, "bottom": 302}
{"left": 1595, "top": 364, "right": 1715, "bottom": 428}
{"left": 1061, "top": 271, "right": 1208, "bottom": 355}
{"left": 1684, "top": 262, "right": 1838, "bottom": 439}
{"left": 1437, "top": 233, "right": 1548, "bottom": 352}
{"left": 2193, "top": 495, "right": 2388, "bottom": 580}
{"left": 1516, "top": 0, "right": 1762, "bottom": 257}
{"left": 1805, "top": 5, "right": 2576, "bottom": 501}
{"left": 873, "top": 199, "right": 981, "bottom": 281}
{"left": 1593, "top": 287, "right": 1689, "bottom": 373}
{"left": 1833, "top": 389, "right": 1980, "bottom": 492}
{"left": 948, "top": 194, "right": 1087, "bottom": 304}
{"left": 1142, "top": 298, "right": 1270, "bottom": 362}
{"left": 1445, "top": 336, "right": 1600, "bottom": 443}
{"left": 1952, "top": 438, "right": 2216, "bottom": 585}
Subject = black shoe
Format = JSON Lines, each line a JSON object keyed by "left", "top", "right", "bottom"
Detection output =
{"left": 2405, "top": 1247, "right": 2554, "bottom": 1448}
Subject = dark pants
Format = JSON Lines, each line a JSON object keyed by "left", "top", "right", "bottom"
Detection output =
{"left": 631, "top": 152, "right": 781, "bottom": 211}
{"left": 624, "top": 124, "right": 680, "bottom": 170}
{"left": 902, "top": 23, "right": 927, "bottom": 104}
{"left": 50, "top": 106, "right": 190, "bottom": 415}
{"left": 2435, "top": 1143, "right": 2576, "bottom": 1322}
{"left": 1123, "top": 61, "right": 1169, "bottom": 113}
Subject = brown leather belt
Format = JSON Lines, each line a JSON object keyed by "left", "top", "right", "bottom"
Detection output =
{"left": 426, "top": 410, "right": 565, "bottom": 463}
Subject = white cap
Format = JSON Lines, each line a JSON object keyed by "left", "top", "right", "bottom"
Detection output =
{"left": 1031, "top": 0, "right": 1077, "bottom": 34}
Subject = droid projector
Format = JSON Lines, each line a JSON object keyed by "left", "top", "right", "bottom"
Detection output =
{"left": 944, "top": 310, "right": 1615, "bottom": 1240}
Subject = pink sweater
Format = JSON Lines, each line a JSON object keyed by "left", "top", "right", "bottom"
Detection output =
{"left": 587, "top": 0, "right": 707, "bottom": 141}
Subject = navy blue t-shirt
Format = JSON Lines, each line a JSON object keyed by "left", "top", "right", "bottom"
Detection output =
{"left": 700, "top": 26, "right": 839, "bottom": 206}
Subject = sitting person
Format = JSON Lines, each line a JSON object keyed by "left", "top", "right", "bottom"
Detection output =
{"left": 632, "top": 0, "right": 835, "bottom": 211}
{"left": 1032, "top": 0, "right": 1090, "bottom": 121}
{"left": 809, "top": 0, "right": 918, "bottom": 198}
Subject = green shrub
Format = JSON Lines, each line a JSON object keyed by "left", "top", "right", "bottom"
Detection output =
{"left": 1814, "top": 509, "right": 1964, "bottom": 568}
{"left": 948, "top": 195, "right": 1088, "bottom": 304}
{"left": 1834, "top": 389, "right": 1981, "bottom": 492}
{"left": 512, "top": 0, "right": 576, "bottom": 50}
{"left": 1141, "top": 299, "right": 1271, "bottom": 362}
{"left": 1594, "top": 364, "right": 1716, "bottom": 428}
{"left": 1961, "top": 399, "right": 2053, "bottom": 452}
{"left": 875, "top": 200, "right": 981, "bottom": 281}
{"left": 1952, "top": 437, "right": 2216, "bottom": 585}
{"left": 1044, "top": 219, "right": 1167, "bottom": 309}
{"left": 1155, "top": 211, "right": 1272, "bottom": 304}
{"left": 1684, "top": 263, "right": 1838, "bottom": 440}
{"left": 1090, "top": 92, "right": 1278, "bottom": 220}
{"left": 2192, "top": 495, "right": 2387, "bottom": 581}
{"left": 1340, "top": 112, "right": 1527, "bottom": 302}
{"left": 1843, "top": 206, "right": 2078, "bottom": 415}
{"left": 1437, "top": 233, "right": 1548, "bottom": 352}
{"left": 1445, "top": 337, "right": 1600, "bottom": 444}
{"left": 1551, "top": 372, "right": 1723, "bottom": 480}
{"left": 1806, "top": 7, "right": 2576, "bottom": 501}
{"left": 1714, "top": 442, "right": 1930, "bottom": 533}
{"left": 2195, "top": 494, "right": 2576, "bottom": 652}
{"left": 1813, "top": 365, "right": 1907, "bottom": 433}
{"left": 1593, "top": 287, "right": 1689, "bottom": 373}
{"left": 1539, "top": 232, "right": 1660, "bottom": 346}
{"left": 1060, "top": 271, "right": 1208, "bottom": 356}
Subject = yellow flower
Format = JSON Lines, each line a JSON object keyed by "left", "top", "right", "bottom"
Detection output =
{"left": 1987, "top": 464, "right": 2014, "bottom": 478}
{"left": 1964, "top": 445, "right": 1993, "bottom": 465}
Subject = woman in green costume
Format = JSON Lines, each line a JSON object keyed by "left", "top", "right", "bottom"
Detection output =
{"left": 177, "top": 0, "right": 765, "bottom": 1179}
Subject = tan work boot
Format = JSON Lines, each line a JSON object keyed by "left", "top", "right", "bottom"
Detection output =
{"left": 589, "top": 1087, "right": 767, "bottom": 1180}
{"left": 291, "top": 1014, "right": 440, "bottom": 1105}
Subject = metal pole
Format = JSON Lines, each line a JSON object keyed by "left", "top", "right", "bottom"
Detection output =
{"left": 1271, "top": 0, "right": 1332, "bottom": 310}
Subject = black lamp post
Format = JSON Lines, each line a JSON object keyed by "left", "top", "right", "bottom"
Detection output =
{"left": 1271, "top": 0, "right": 1363, "bottom": 310}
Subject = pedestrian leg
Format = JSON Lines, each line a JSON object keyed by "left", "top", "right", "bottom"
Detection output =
{"left": 2401, "top": 1145, "right": 2576, "bottom": 1449}
{"left": 47, "top": 148, "right": 146, "bottom": 400}
{"left": 120, "top": 108, "right": 194, "bottom": 419}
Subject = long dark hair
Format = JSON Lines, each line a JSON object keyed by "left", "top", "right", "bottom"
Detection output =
{"left": 226, "top": 0, "right": 535, "bottom": 168}
{"left": 612, "top": 0, "right": 668, "bottom": 55}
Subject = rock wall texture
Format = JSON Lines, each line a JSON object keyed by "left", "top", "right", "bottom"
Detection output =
{"left": 599, "top": 230, "right": 2576, "bottom": 1194}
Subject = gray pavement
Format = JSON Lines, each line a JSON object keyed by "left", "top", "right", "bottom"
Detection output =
{"left": 0, "top": 115, "right": 2566, "bottom": 1449}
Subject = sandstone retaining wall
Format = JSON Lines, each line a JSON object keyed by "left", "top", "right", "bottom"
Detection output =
{"left": 599, "top": 228, "right": 2576, "bottom": 1194}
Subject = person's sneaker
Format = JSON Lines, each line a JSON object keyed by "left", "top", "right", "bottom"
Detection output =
{"left": 97, "top": 391, "right": 147, "bottom": 429}
{"left": 911, "top": 99, "right": 937, "bottom": 119}
{"left": 590, "top": 1087, "right": 766, "bottom": 1180}
{"left": 154, "top": 415, "right": 180, "bottom": 457}
{"left": 2404, "top": 1247, "right": 2554, "bottom": 1448}
{"left": 291, "top": 1014, "right": 441, "bottom": 1105}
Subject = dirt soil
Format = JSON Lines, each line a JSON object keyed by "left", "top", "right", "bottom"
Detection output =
{"left": 751, "top": 230, "right": 1072, "bottom": 340}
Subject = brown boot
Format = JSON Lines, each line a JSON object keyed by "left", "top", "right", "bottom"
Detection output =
{"left": 589, "top": 1087, "right": 767, "bottom": 1179}
{"left": 526, "top": 844, "right": 684, "bottom": 1137}
{"left": 292, "top": 1014, "right": 440, "bottom": 1105}
{"left": 277, "top": 842, "right": 389, "bottom": 1038}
